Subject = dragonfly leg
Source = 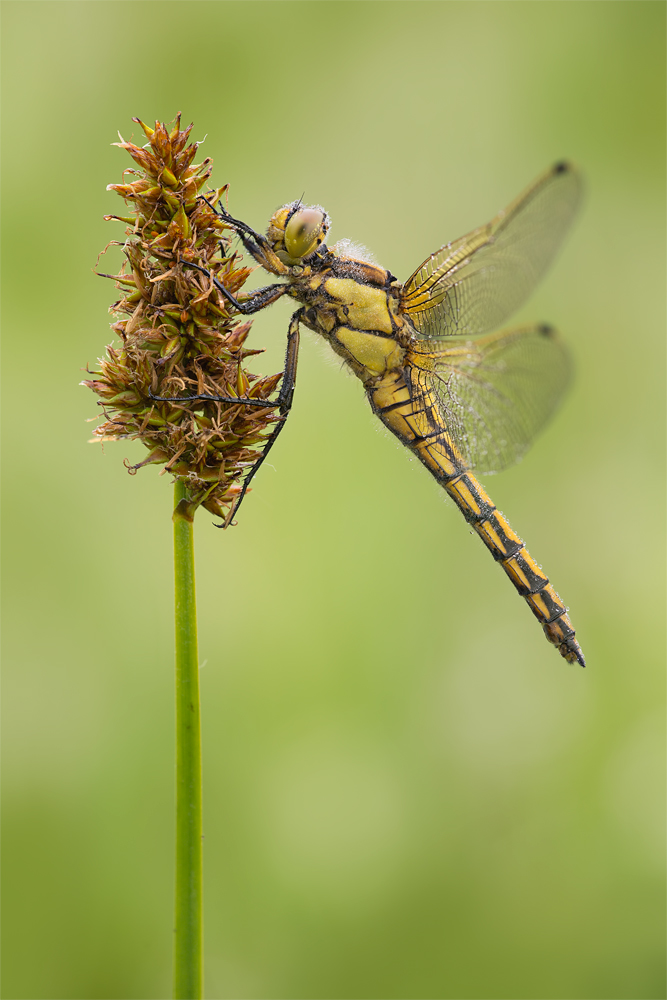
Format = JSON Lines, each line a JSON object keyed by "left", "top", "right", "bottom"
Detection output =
{"left": 148, "top": 389, "right": 282, "bottom": 407}
{"left": 199, "top": 193, "right": 265, "bottom": 243}
{"left": 197, "top": 195, "right": 230, "bottom": 259}
{"left": 150, "top": 264, "right": 289, "bottom": 405}
{"left": 180, "top": 258, "right": 287, "bottom": 315}
{"left": 198, "top": 195, "right": 290, "bottom": 276}
{"left": 220, "top": 308, "right": 302, "bottom": 527}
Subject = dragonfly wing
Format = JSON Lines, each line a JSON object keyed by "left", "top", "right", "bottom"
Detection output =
{"left": 401, "top": 163, "right": 582, "bottom": 339}
{"left": 406, "top": 324, "right": 572, "bottom": 473}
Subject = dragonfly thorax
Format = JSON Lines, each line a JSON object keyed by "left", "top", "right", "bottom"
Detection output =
{"left": 267, "top": 202, "right": 330, "bottom": 266}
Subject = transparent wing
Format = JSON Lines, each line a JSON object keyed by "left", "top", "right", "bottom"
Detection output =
{"left": 406, "top": 324, "right": 572, "bottom": 473}
{"left": 401, "top": 163, "right": 582, "bottom": 339}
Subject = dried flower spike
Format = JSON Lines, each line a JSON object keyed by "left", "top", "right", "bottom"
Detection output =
{"left": 83, "top": 114, "right": 282, "bottom": 523}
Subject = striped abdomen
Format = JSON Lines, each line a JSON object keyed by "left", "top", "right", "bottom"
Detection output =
{"left": 369, "top": 370, "right": 585, "bottom": 667}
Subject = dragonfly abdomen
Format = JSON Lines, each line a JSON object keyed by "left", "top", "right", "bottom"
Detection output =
{"left": 369, "top": 371, "right": 585, "bottom": 667}
{"left": 446, "top": 472, "right": 585, "bottom": 667}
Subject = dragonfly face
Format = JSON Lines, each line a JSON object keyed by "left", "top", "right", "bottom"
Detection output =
{"left": 266, "top": 202, "right": 330, "bottom": 265}
{"left": 186, "top": 163, "right": 585, "bottom": 666}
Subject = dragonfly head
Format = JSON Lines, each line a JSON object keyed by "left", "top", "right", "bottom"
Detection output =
{"left": 267, "top": 202, "right": 330, "bottom": 266}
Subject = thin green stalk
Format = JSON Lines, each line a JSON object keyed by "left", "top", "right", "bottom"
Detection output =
{"left": 173, "top": 480, "right": 203, "bottom": 999}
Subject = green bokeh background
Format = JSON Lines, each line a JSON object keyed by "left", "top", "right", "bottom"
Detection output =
{"left": 2, "top": 2, "right": 665, "bottom": 998}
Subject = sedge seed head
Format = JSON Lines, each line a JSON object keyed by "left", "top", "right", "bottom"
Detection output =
{"left": 84, "top": 115, "right": 282, "bottom": 523}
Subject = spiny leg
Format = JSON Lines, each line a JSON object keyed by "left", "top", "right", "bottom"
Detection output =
{"left": 197, "top": 195, "right": 229, "bottom": 260}
{"left": 148, "top": 266, "right": 288, "bottom": 406}
{"left": 149, "top": 309, "right": 303, "bottom": 525}
{"left": 148, "top": 389, "right": 281, "bottom": 407}
{"left": 199, "top": 193, "right": 265, "bottom": 244}
{"left": 178, "top": 258, "right": 288, "bottom": 315}
{"left": 199, "top": 194, "right": 268, "bottom": 264}
{"left": 148, "top": 257, "right": 289, "bottom": 407}
{"left": 220, "top": 308, "right": 302, "bottom": 527}
{"left": 197, "top": 194, "right": 291, "bottom": 276}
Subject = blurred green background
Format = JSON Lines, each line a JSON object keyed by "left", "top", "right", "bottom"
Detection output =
{"left": 2, "top": 2, "right": 664, "bottom": 998}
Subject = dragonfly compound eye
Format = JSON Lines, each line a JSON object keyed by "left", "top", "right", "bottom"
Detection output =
{"left": 284, "top": 208, "right": 327, "bottom": 260}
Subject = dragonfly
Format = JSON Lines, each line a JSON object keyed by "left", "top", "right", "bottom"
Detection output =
{"left": 154, "top": 162, "right": 585, "bottom": 667}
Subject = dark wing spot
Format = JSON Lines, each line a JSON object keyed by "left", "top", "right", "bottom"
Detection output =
{"left": 538, "top": 323, "right": 556, "bottom": 337}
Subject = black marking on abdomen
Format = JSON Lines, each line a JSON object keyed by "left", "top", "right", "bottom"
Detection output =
{"left": 377, "top": 397, "right": 414, "bottom": 415}
{"left": 446, "top": 473, "right": 497, "bottom": 523}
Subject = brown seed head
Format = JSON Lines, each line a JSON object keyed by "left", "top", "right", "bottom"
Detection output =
{"left": 83, "top": 115, "right": 282, "bottom": 523}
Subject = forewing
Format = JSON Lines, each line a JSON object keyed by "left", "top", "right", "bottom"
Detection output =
{"left": 402, "top": 163, "right": 582, "bottom": 339}
{"left": 406, "top": 325, "right": 572, "bottom": 473}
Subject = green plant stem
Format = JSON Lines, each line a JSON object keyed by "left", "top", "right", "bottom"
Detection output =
{"left": 173, "top": 480, "right": 203, "bottom": 1000}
